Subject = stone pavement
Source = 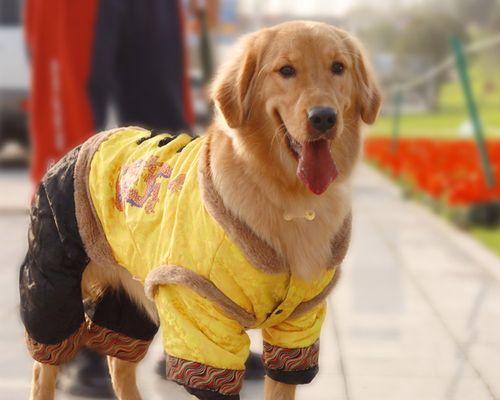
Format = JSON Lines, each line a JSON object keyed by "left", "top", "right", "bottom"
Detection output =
{"left": 0, "top": 165, "right": 499, "bottom": 400}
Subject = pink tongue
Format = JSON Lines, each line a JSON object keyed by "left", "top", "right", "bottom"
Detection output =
{"left": 297, "top": 139, "right": 338, "bottom": 195}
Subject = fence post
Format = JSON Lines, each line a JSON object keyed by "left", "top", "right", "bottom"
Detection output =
{"left": 198, "top": 8, "right": 214, "bottom": 85}
{"left": 451, "top": 36, "right": 495, "bottom": 188}
{"left": 391, "top": 90, "right": 403, "bottom": 153}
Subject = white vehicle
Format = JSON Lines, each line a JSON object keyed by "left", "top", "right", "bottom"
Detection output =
{"left": 0, "top": 0, "right": 29, "bottom": 150}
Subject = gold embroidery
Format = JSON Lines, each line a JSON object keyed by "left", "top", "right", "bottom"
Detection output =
{"left": 115, "top": 156, "right": 172, "bottom": 213}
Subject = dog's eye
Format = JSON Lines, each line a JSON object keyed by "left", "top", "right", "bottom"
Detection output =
{"left": 279, "top": 65, "right": 296, "bottom": 78}
{"left": 331, "top": 62, "right": 345, "bottom": 75}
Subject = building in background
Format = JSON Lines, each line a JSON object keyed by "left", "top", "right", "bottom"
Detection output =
{"left": 0, "top": 0, "right": 29, "bottom": 163}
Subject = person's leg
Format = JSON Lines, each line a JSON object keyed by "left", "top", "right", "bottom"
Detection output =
{"left": 113, "top": 0, "right": 193, "bottom": 132}
{"left": 87, "top": 0, "right": 127, "bottom": 131}
{"left": 25, "top": 0, "right": 99, "bottom": 184}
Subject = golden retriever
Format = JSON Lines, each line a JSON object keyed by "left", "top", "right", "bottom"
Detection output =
{"left": 28, "top": 20, "right": 380, "bottom": 400}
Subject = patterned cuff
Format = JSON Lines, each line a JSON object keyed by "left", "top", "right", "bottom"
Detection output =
{"left": 86, "top": 320, "right": 152, "bottom": 363}
{"left": 262, "top": 341, "right": 320, "bottom": 385}
{"left": 166, "top": 355, "right": 243, "bottom": 399}
{"left": 25, "top": 322, "right": 87, "bottom": 365}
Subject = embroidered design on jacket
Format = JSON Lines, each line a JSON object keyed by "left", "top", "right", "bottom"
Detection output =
{"left": 167, "top": 174, "right": 186, "bottom": 193}
{"left": 115, "top": 155, "right": 172, "bottom": 213}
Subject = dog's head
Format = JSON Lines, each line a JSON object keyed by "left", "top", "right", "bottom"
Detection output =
{"left": 212, "top": 21, "right": 381, "bottom": 195}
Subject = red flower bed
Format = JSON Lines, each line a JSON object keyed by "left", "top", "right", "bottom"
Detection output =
{"left": 364, "top": 138, "right": 500, "bottom": 205}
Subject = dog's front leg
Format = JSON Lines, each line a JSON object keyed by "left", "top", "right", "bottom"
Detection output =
{"left": 107, "top": 356, "right": 142, "bottom": 400}
{"left": 30, "top": 361, "right": 58, "bottom": 400}
{"left": 264, "top": 376, "right": 296, "bottom": 400}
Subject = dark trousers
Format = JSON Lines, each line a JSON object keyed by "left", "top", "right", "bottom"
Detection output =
{"left": 26, "top": 0, "right": 193, "bottom": 183}
{"left": 88, "top": 0, "right": 193, "bottom": 132}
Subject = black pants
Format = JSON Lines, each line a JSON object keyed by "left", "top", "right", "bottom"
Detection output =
{"left": 19, "top": 146, "right": 158, "bottom": 365}
{"left": 88, "top": 0, "right": 192, "bottom": 132}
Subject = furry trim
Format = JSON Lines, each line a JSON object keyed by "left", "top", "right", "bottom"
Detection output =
{"left": 329, "top": 212, "right": 352, "bottom": 268}
{"left": 198, "top": 139, "right": 288, "bottom": 274}
{"left": 288, "top": 268, "right": 341, "bottom": 319}
{"left": 25, "top": 322, "right": 87, "bottom": 365}
{"left": 145, "top": 265, "right": 256, "bottom": 327}
{"left": 74, "top": 128, "right": 132, "bottom": 269}
{"left": 75, "top": 129, "right": 350, "bottom": 276}
{"left": 86, "top": 319, "right": 152, "bottom": 363}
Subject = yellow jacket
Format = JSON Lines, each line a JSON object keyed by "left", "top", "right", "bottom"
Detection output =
{"left": 87, "top": 127, "right": 345, "bottom": 388}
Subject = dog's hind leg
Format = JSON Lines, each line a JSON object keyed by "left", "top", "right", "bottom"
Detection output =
{"left": 29, "top": 361, "right": 58, "bottom": 400}
{"left": 107, "top": 356, "right": 141, "bottom": 400}
{"left": 82, "top": 277, "right": 158, "bottom": 400}
{"left": 20, "top": 161, "right": 90, "bottom": 398}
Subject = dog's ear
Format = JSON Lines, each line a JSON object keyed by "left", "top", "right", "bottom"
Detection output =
{"left": 349, "top": 38, "right": 382, "bottom": 125}
{"left": 211, "top": 34, "right": 258, "bottom": 129}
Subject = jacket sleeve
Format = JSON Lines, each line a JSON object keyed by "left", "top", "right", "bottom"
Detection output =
{"left": 262, "top": 302, "right": 326, "bottom": 385}
{"left": 155, "top": 284, "right": 250, "bottom": 400}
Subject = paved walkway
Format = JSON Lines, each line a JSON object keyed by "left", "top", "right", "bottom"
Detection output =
{"left": 1, "top": 165, "right": 499, "bottom": 399}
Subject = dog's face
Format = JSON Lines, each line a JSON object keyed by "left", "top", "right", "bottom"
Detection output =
{"left": 212, "top": 21, "right": 381, "bottom": 195}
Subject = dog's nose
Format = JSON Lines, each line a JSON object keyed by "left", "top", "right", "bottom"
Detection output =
{"left": 308, "top": 107, "right": 337, "bottom": 133}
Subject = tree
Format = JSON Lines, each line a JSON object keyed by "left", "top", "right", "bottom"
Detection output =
{"left": 394, "top": 7, "right": 468, "bottom": 110}
{"left": 454, "top": 0, "right": 499, "bottom": 29}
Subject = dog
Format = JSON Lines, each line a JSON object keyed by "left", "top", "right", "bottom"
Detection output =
{"left": 20, "top": 21, "right": 380, "bottom": 400}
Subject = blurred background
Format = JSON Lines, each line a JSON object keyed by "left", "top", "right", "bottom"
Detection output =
{"left": 1, "top": 0, "right": 500, "bottom": 399}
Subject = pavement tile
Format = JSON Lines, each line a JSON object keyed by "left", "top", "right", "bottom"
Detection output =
{"left": 348, "top": 374, "right": 494, "bottom": 400}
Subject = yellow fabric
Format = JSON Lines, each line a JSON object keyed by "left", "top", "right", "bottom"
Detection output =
{"left": 89, "top": 127, "right": 335, "bottom": 371}
{"left": 263, "top": 303, "right": 326, "bottom": 349}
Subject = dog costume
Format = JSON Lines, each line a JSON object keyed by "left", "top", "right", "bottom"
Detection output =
{"left": 20, "top": 127, "right": 351, "bottom": 400}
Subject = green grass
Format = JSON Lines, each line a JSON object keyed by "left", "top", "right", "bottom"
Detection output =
{"left": 370, "top": 62, "right": 500, "bottom": 139}
{"left": 471, "top": 227, "right": 500, "bottom": 255}
{"left": 371, "top": 107, "right": 500, "bottom": 138}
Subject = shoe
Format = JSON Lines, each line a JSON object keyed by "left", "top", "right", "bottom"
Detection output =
{"left": 244, "top": 351, "right": 265, "bottom": 380}
{"left": 155, "top": 355, "right": 167, "bottom": 378}
{"left": 57, "top": 348, "right": 114, "bottom": 398}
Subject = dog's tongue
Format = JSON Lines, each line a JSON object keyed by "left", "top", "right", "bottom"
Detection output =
{"left": 297, "top": 139, "right": 338, "bottom": 195}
